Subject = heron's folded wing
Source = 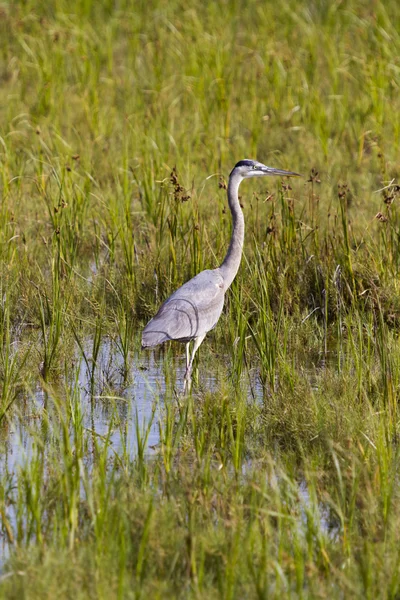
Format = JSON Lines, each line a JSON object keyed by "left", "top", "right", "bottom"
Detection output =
{"left": 142, "top": 270, "right": 225, "bottom": 346}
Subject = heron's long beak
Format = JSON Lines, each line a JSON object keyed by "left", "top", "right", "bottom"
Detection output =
{"left": 261, "top": 166, "right": 302, "bottom": 177}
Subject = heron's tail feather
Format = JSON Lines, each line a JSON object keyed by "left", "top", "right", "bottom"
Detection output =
{"left": 141, "top": 326, "right": 170, "bottom": 348}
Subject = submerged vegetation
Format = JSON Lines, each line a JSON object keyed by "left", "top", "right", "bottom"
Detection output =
{"left": 1, "top": 0, "right": 400, "bottom": 597}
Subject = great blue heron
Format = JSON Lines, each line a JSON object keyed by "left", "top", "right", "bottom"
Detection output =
{"left": 142, "top": 159, "right": 300, "bottom": 392}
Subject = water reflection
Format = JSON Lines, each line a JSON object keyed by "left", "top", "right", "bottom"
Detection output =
{"left": 0, "top": 336, "right": 341, "bottom": 567}
{"left": 1, "top": 341, "right": 171, "bottom": 474}
{"left": 0, "top": 338, "right": 336, "bottom": 475}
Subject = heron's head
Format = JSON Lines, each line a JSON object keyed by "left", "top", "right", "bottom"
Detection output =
{"left": 231, "top": 159, "right": 301, "bottom": 179}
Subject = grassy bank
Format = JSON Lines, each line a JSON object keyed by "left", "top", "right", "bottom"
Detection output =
{"left": 1, "top": 0, "right": 400, "bottom": 597}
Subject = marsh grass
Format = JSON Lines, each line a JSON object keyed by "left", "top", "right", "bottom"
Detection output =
{"left": 1, "top": 0, "right": 400, "bottom": 597}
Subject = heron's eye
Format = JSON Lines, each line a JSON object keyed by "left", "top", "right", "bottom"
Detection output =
{"left": 252, "top": 165, "right": 258, "bottom": 170}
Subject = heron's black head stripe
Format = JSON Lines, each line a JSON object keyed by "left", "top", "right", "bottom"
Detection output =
{"left": 234, "top": 159, "right": 256, "bottom": 168}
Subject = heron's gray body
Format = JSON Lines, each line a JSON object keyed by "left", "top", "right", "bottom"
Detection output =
{"left": 142, "top": 159, "right": 300, "bottom": 392}
{"left": 141, "top": 268, "right": 225, "bottom": 346}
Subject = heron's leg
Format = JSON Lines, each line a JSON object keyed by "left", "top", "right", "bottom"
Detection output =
{"left": 183, "top": 334, "right": 206, "bottom": 394}
{"left": 183, "top": 342, "right": 192, "bottom": 395}
{"left": 185, "top": 342, "right": 190, "bottom": 373}
{"left": 189, "top": 334, "right": 206, "bottom": 371}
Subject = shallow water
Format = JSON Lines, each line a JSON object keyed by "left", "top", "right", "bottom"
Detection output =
{"left": 0, "top": 336, "right": 336, "bottom": 474}
{"left": 0, "top": 336, "right": 236, "bottom": 479}
{"left": 0, "top": 336, "right": 337, "bottom": 567}
{"left": 1, "top": 341, "right": 169, "bottom": 475}
{"left": 0, "top": 336, "right": 334, "bottom": 475}
{"left": 0, "top": 338, "right": 174, "bottom": 566}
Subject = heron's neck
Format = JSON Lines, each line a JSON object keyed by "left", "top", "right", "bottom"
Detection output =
{"left": 219, "top": 171, "right": 244, "bottom": 289}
